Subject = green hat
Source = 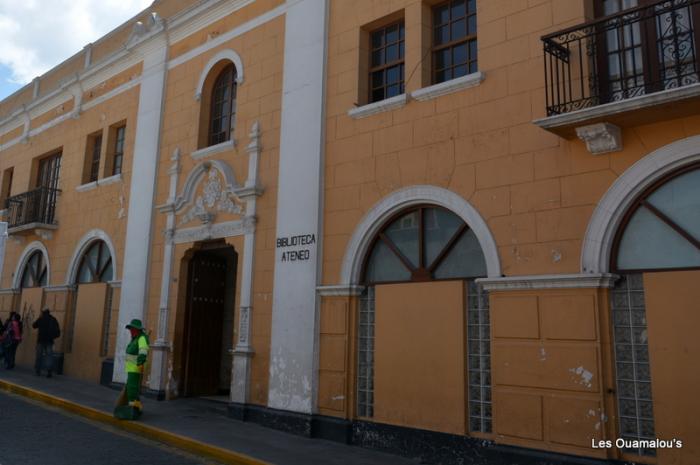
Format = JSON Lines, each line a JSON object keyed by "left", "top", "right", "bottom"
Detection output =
{"left": 126, "top": 319, "right": 145, "bottom": 331}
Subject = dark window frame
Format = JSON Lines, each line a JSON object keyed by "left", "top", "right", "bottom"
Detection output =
{"left": 87, "top": 133, "right": 103, "bottom": 183}
{"left": 77, "top": 241, "right": 114, "bottom": 284}
{"left": 112, "top": 125, "right": 126, "bottom": 176}
{"left": 20, "top": 250, "right": 47, "bottom": 289}
{"left": 593, "top": 0, "right": 700, "bottom": 102}
{"left": 369, "top": 20, "right": 406, "bottom": 103}
{"left": 208, "top": 64, "right": 238, "bottom": 147}
{"left": 432, "top": 0, "right": 478, "bottom": 84}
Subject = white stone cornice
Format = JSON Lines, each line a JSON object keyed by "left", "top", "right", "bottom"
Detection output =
{"left": 476, "top": 273, "right": 619, "bottom": 291}
{"left": 411, "top": 71, "right": 484, "bottom": 101}
{"left": 317, "top": 285, "right": 366, "bottom": 297}
{"left": 44, "top": 285, "right": 76, "bottom": 293}
{"left": 190, "top": 139, "right": 236, "bottom": 160}
{"left": 348, "top": 94, "right": 408, "bottom": 119}
{"left": 0, "top": 288, "right": 20, "bottom": 296}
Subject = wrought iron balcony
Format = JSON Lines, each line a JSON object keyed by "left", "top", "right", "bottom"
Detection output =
{"left": 5, "top": 186, "right": 60, "bottom": 233}
{"left": 542, "top": 0, "right": 700, "bottom": 117}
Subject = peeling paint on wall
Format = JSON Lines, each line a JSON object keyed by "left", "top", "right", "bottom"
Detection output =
{"left": 569, "top": 365, "right": 593, "bottom": 388}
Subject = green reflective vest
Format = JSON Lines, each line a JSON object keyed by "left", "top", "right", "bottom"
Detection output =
{"left": 125, "top": 333, "right": 149, "bottom": 374}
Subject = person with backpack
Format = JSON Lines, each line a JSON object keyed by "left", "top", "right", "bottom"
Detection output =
{"left": 3, "top": 312, "right": 22, "bottom": 369}
{"left": 32, "top": 308, "right": 61, "bottom": 377}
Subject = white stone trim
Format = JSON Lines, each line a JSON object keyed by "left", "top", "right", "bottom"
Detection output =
{"left": 99, "top": 173, "right": 123, "bottom": 186}
{"left": 0, "top": 288, "right": 20, "bottom": 296}
{"left": 476, "top": 273, "right": 618, "bottom": 291}
{"left": 581, "top": 135, "right": 700, "bottom": 273}
{"left": 172, "top": 218, "right": 254, "bottom": 244}
{"left": 75, "top": 181, "right": 97, "bottom": 193}
{"left": 44, "top": 285, "right": 76, "bottom": 293}
{"left": 410, "top": 71, "right": 484, "bottom": 102}
{"left": 316, "top": 285, "right": 366, "bottom": 296}
{"left": 108, "top": 280, "right": 122, "bottom": 288}
{"left": 13, "top": 241, "right": 51, "bottom": 289}
{"left": 0, "top": 0, "right": 272, "bottom": 140}
{"left": 168, "top": 1, "right": 289, "bottom": 70}
{"left": 65, "top": 229, "right": 119, "bottom": 285}
{"left": 340, "top": 185, "right": 501, "bottom": 286}
{"left": 576, "top": 122, "right": 622, "bottom": 155}
{"left": 194, "top": 49, "right": 244, "bottom": 101}
{"left": 534, "top": 82, "right": 700, "bottom": 130}
{"left": 267, "top": 0, "right": 328, "bottom": 415}
{"left": 169, "top": 159, "right": 242, "bottom": 213}
{"left": 348, "top": 94, "right": 407, "bottom": 119}
{"left": 190, "top": 139, "right": 236, "bottom": 160}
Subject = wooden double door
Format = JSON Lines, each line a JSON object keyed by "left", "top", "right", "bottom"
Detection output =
{"left": 182, "top": 250, "right": 230, "bottom": 397}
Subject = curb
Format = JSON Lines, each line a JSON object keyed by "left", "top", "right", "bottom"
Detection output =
{"left": 0, "top": 379, "right": 271, "bottom": 465}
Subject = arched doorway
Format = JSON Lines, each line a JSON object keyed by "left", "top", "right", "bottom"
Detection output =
{"left": 180, "top": 242, "right": 237, "bottom": 397}
{"left": 608, "top": 163, "right": 700, "bottom": 463}
{"left": 65, "top": 239, "right": 115, "bottom": 382}
{"left": 14, "top": 246, "right": 49, "bottom": 367}
{"left": 356, "top": 205, "right": 491, "bottom": 435}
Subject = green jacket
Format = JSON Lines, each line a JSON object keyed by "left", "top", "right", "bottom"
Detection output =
{"left": 125, "top": 333, "right": 149, "bottom": 374}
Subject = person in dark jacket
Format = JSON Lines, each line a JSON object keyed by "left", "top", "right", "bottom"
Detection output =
{"left": 32, "top": 308, "right": 60, "bottom": 377}
{"left": 3, "top": 312, "right": 22, "bottom": 369}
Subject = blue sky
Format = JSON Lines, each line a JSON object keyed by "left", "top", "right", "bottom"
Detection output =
{"left": 0, "top": 64, "right": 23, "bottom": 100}
{"left": 0, "top": 0, "right": 152, "bottom": 105}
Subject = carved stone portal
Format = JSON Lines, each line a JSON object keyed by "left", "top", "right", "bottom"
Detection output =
{"left": 179, "top": 168, "right": 244, "bottom": 226}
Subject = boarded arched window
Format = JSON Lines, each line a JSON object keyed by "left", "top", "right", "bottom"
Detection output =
{"left": 208, "top": 64, "right": 238, "bottom": 146}
{"left": 77, "top": 241, "right": 113, "bottom": 284}
{"left": 363, "top": 206, "right": 487, "bottom": 284}
{"left": 613, "top": 164, "right": 700, "bottom": 272}
{"left": 20, "top": 250, "right": 47, "bottom": 288}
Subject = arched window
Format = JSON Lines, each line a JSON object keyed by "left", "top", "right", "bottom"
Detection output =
{"left": 613, "top": 163, "right": 700, "bottom": 272}
{"left": 208, "top": 64, "right": 238, "bottom": 147}
{"left": 77, "top": 241, "right": 113, "bottom": 284}
{"left": 20, "top": 250, "right": 47, "bottom": 288}
{"left": 358, "top": 205, "right": 491, "bottom": 434}
{"left": 363, "top": 206, "right": 487, "bottom": 283}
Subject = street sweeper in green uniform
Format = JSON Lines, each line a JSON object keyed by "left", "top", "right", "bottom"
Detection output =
{"left": 114, "top": 319, "right": 149, "bottom": 420}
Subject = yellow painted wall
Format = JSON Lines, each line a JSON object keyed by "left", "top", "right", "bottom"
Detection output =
{"left": 644, "top": 271, "right": 700, "bottom": 465}
{"left": 63, "top": 283, "right": 108, "bottom": 382}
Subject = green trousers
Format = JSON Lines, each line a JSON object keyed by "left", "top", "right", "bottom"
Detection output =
{"left": 126, "top": 372, "right": 142, "bottom": 403}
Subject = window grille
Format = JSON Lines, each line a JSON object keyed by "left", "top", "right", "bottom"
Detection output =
{"left": 357, "top": 286, "right": 375, "bottom": 418}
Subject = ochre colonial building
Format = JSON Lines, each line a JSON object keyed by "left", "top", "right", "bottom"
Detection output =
{"left": 0, "top": 1, "right": 698, "bottom": 464}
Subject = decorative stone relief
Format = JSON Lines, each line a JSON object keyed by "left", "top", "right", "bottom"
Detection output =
{"left": 179, "top": 168, "right": 244, "bottom": 226}
{"left": 576, "top": 122, "right": 623, "bottom": 155}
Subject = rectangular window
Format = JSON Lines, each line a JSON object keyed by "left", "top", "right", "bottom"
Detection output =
{"left": 36, "top": 152, "right": 62, "bottom": 190}
{"left": 369, "top": 21, "right": 405, "bottom": 103}
{"left": 84, "top": 132, "right": 103, "bottom": 184}
{"left": 432, "top": 0, "right": 477, "bottom": 84}
{"left": 112, "top": 125, "right": 126, "bottom": 176}
{"left": 0, "top": 167, "right": 13, "bottom": 207}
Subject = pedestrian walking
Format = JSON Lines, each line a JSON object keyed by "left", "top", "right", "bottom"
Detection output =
{"left": 114, "top": 319, "right": 149, "bottom": 420}
{"left": 3, "top": 312, "right": 22, "bottom": 369}
{"left": 32, "top": 308, "right": 61, "bottom": 377}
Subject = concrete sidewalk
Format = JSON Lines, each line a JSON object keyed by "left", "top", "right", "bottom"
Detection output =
{"left": 0, "top": 367, "right": 417, "bottom": 465}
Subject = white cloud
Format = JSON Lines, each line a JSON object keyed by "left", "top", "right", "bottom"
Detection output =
{"left": 0, "top": 0, "right": 154, "bottom": 85}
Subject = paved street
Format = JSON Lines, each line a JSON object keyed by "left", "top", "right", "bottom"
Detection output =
{"left": 0, "top": 391, "right": 219, "bottom": 465}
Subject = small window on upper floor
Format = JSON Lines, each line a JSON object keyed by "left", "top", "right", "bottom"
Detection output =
{"left": 0, "top": 167, "right": 13, "bottom": 207}
{"left": 104, "top": 123, "right": 126, "bottom": 178}
{"left": 369, "top": 21, "right": 405, "bottom": 103}
{"left": 208, "top": 64, "right": 238, "bottom": 146}
{"left": 83, "top": 131, "right": 103, "bottom": 184}
{"left": 432, "top": 0, "right": 477, "bottom": 84}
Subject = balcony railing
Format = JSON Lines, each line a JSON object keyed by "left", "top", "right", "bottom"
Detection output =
{"left": 5, "top": 186, "right": 60, "bottom": 230}
{"left": 542, "top": 0, "right": 700, "bottom": 116}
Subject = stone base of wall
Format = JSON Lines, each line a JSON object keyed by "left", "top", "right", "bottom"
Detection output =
{"left": 227, "top": 403, "right": 623, "bottom": 465}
